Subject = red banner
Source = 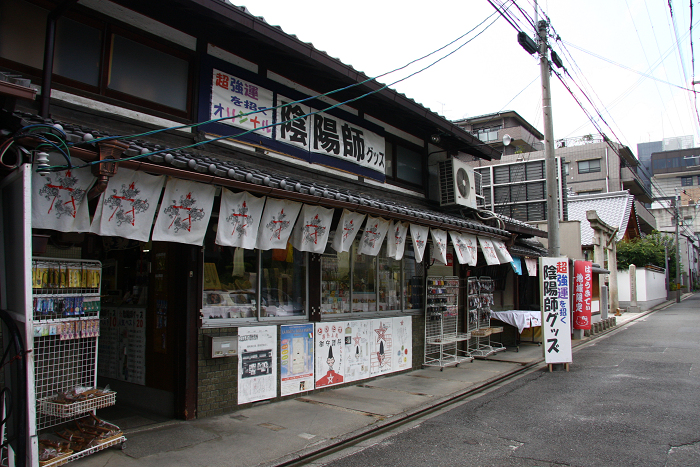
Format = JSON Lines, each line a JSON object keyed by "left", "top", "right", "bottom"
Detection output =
{"left": 573, "top": 261, "right": 593, "bottom": 330}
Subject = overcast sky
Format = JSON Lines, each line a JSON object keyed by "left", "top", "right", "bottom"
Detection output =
{"left": 240, "top": 0, "right": 699, "bottom": 155}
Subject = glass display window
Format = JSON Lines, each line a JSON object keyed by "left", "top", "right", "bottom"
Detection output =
{"left": 352, "top": 241, "right": 376, "bottom": 312}
{"left": 260, "top": 246, "right": 306, "bottom": 318}
{"left": 378, "top": 244, "right": 401, "bottom": 312}
{"left": 403, "top": 243, "right": 424, "bottom": 310}
{"left": 321, "top": 247, "right": 351, "bottom": 314}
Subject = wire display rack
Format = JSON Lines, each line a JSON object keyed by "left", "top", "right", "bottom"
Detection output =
{"left": 468, "top": 276, "right": 506, "bottom": 358}
{"left": 424, "top": 276, "right": 472, "bottom": 370}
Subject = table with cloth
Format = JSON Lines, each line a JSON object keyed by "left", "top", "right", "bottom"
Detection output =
{"left": 489, "top": 310, "right": 542, "bottom": 349}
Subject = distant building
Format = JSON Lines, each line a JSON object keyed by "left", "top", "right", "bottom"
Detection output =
{"left": 453, "top": 110, "right": 544, "bottom": 156}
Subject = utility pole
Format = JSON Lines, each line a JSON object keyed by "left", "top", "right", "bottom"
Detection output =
{"left": 675, "top": 189, "right": 681, "bottom": 303}
{"left": 538, "top": 20, "right": 560, "bottom": 257}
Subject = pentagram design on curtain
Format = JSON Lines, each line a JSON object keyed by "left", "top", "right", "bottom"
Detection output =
{"left": 461, "top": 233, "right": 478, "bottom": 266}
{"left": 477, "top": 236, "right": 500, "bottom": 266}
{"left": 215, "top": 190, "right": 266, "bottom": 249}
{"left": 430, "top": 228, "right": 448, "bottom": 264}
{"left": 152, "top": 177, "right": 216, "bottom": 245}
{"left": 386, "top": 221, "right": 408, "bottom": 260}
{"left": 32, "top": 164, "right": 95, "bottom": 233}
{"left": 290, "top": 204, "right": 334, "bottom": 253}
{"left": 449, "top": 231, "right": 473, "bottom": 265}
{"left": 331, "top": 209, "right": 366, "bottom": 253}
{"left": 409, "top": 223, "right": 429, "bottom": 263}
{"left": 256, "top": 198, "right": 302, "bottom": 250}
{"left": 357, "top": 215, "right": 390, "bottom": 256}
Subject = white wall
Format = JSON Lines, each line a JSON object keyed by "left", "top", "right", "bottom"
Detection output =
{"left": 618, "top": 267, "right": 667, "bottom": 310}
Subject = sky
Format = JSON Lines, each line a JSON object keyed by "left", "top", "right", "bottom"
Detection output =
{"left": 238, "top": 0, "right": 700, "bottom": 156}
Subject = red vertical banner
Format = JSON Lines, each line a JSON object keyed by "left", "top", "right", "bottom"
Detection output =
{"left": 573, "top": 261, "right": 593, "bottom": 330}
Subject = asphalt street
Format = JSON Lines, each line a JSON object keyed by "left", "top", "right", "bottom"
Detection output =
{"left": 318, "top": 296, "right": 700, "bottom": 467}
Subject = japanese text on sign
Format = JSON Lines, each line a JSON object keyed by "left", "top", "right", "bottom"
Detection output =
{"left": 540, "top": 257, "right": 572, "bottom": 364}
{"left": 573, "top": 261, "right": 593, "bottom": 330}
{"left": 211, "top": 69, "right": 273, "bottom": 135}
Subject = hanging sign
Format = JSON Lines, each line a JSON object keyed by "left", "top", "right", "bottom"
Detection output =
{"left": 386, "top": 221, "right": 408, "bottom": 260}
{"left": 256, "top": 198, "right": 302, "bottom": 250}
{"left": 492, "top": 239, "right": 513, "bottom": 264}
{"left": 211, "top": 69, "right": 273, "bottom": 136}
{"left": 32, "top": 163, "right": 95, "bottom": 233}
{"left": 152, "top": 178, "right": 215, "bottom": 246}
{"left": 540, "top": 257, "right": 572, "bottom": 364}
{"left": 430, "top": 228, "right": 448, "bottom": 265}
{"left": 215, "top": 190, "right": 266, "bottom": 249}
{"left": 573, "top": 260, "right": 593, "bottom": 330}
{"left": 280, "top": 324, "right": 314, "bottom": 396}
{"left": 91, "top": 169, "right": 164, "bottom": 242}
{"left": 478, "top": 237, "right": 500, "bottom": 265}
{"left": 409, "top": 224, "right": 429, "bottom": 263}
{"left": 290, "top": 204, "right": 334, "bottom": 253}
{"left": 461, "top": 234, "right": 479, "bottom": 266}
{"left": 357, "top": 215, "right": 390, "bottom": 256}
{"left": 525, "top": 258, "right": 538, "bottom": 276}
{"left": 331, "top": 209, "right": 366, "bottom": 253}
{"left": 238, "top": 326, "right": 277, "bottom": 404}
{"left": 449, "top": 231, "right": 472, "bottom": 265}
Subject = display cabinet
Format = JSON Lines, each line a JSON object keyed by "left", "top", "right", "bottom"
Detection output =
{"left": 468, "top": 276, "right": 505, "bottom": 358}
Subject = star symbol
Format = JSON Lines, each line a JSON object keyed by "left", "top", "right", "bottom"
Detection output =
{"left": 326, "top": 373, "right": 334, "bottom": 383}
{"left": 374, "top": 324, "right": 387, "bottom": 342}
{"left": 353, "top": 335, "right": 361, "bottom": 346}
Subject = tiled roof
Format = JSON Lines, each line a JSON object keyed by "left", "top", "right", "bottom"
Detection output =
{"left": 567, "top": 191, "right": 634, "bottom": 245}
{"left": 8, "top": 111, "right": 514, "bottom": 238}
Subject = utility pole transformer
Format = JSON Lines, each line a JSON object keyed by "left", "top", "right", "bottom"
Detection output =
{"left": 538, "top": 20, "right": 560, "bottom": 257}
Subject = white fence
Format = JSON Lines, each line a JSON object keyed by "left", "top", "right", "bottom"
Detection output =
{"left": 618, "top": 266, "right": 667, "bottom": 311}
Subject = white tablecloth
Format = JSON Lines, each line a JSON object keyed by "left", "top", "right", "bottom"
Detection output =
{"left": 490, "top": 310, "right": 541, "bottom": 334}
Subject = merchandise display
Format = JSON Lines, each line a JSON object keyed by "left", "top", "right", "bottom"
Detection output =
{"left": 468, "top": 276, "right": 506, "bottom": 358}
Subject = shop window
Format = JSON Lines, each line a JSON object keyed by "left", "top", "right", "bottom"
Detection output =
{"left": 403, "top": 244, "right": 423, "bottom": 310}
{"left": 352, "top": 241, "right": 377, "bottom": 312}
{"left": 260, "top": 247, "right": 306, "bottom": 318}
{"left": 378, "top": 245, "right": 401, "bottom": 312}
{"left": 385, "top": 138, "right": 425, "bottom": 188}
{"left": 321, "top": 249, "right": 351, "bottom": 313}
{"left": 578, "top": 159, "right": 601, "bottom": 174}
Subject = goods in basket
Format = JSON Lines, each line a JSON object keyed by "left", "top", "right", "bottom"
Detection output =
{"left": 38, "top": 438, "right": 73, "bottom": 464}
{"left": 51, "top": 386, "right": 110, "bottom": 404}
{"left": 55, "top": 414, "right": 122, "bottom": 452}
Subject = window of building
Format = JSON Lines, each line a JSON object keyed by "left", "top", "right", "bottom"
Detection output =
{"left": 578, "top": 159, "right": 602, "bottom": 174}
{"left": 476, "top": 126, "right": 501, "bottom": 142}
{"left": 54, "top": 17, "right": 102, "bottom": 87}
{"left": 0, "top": 0, "right": 47, "bottom": 69}
{"left": 652, "top": 159, "right": 666, "bottom": 170}
{"left": 681, "top": 176, "right": 694, "bottom": 186}
{"left": 563, "top": 162, "right": 570, "bottom": 176}
{"left": 385, "top": 138, "right": 425, "bottom": 188}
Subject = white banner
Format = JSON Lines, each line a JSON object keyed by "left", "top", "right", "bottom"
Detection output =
{"left": 392, "top": 316, "right": 412, "bottom": 372}
{"left": 370, "top": 318, "right": 393, "bottom": 377}
{"left": 461, "top": 234, "right": 479, "bottom": 267}
{"left": 525, "top": 258, "right": 538, "bottom": 276}
{"left": 331, "top": 209, "right": 365, "bottom": 253}
{"left": 211, "top": 69, "right": 273, "bottom": 136}
{"left": 430, "top": 228, "right": 448, "bottom": 265}
{"left": 290, "top": 204, "right": 334, "bottom": 253}
{"left": 343, "top": 320, "right": 371, "bottom": 383}
{"left": 152, "top": 178, "right": 215, "bottom": 246}
{"left": 357, "top": 215, "right": 390, "bottom": 256}
{"left": 91, "top": 169, "right": 164, "bottom": 242}
{"left": 492, "top": 239, "right": 513, "bottom": 264}
{"left": 216, "top": 190, "right": 265, "bottom": 249}
{"left": 386, "top": 221, "right": 408, "bottom": 260}
{"left": 540, "top": 257, "right": 572, "bottom": 364}
{"left": 256, "top": 198, "right": 302, "bottom": 250}
{"left": 238, "top": 326, "right": 277, "bottom": 404}
{"left": 315, "top": 323, "right": 345, "bottom": 388}
{"left": 32, "top": 165, "right": 95, "bottom": 233}
{"left": 478, "top": 236, "right": 500, "bottom": 266}
{"left": 409, "top": 224, "right": 429, "bottom": 263}
{"left": 449, "top": 231, "right": 472, "bottom": 265}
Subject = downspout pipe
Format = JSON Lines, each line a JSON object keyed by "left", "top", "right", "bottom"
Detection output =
{"left": 40, "top": 0, "right": 78, "bottom": 118}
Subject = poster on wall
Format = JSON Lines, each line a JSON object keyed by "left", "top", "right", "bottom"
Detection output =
{"left": 98, "top": 307, "right": 146, "bottom": 385}
{"left": 314, "top": 323, "right": 344, "bottom": 388}
{"left": 280, "top": 324, "right": 314, "bottom": 396}
{"left": 392, "top": 316, "right": 412, "bottom": 372}
{"left": 540, "top": 257, "right": 572, "bottom": 364}
{"left": 238, "top": 326, "right": 277, "bottom": 404}
{"left": 370, "top": 319, "right": 393, "bottom": 376}
{"left": 211, "top": 69, "right": 274, "bottom": 136}
{"left": 573, "top": 261, "right": 593, "bottom": 330}
{"left": 343, "top": 320, "right": 370, "bottom": 383}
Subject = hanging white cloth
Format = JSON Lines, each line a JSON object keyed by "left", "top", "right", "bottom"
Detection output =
{"left": 430, "top": 228, "right": 448, "bottom": 264}
{"left": 492, "top": 239, "right": 513, "bottom": 264}
{"left": 152, "top": 177, "right": 216, "bottom": 246}
{"left": 386, "top": 221, "right": 408, "bottom": 260}
{"left": 91, "top": 168, "right": 165, "bottom": 242}
{"left": 255, "top": 198, "right": 302, "bottom": 250}
{"left": 449, "top": 231, "right": 473, "bottom": 265}
{"left": 409, "top": 223, "right": 429, "bottom": 263}
{"left": 477, "top": 236, "right": 500, "bottom": 265}
{"left": 32, "top": 164, "right": 95, "bottom": 233}
{"left": 290, "top": 204, "right": 334, "bottom": 253}
{"left": 357, "top": 215, "right": 390, "bottom": 256}
{"left": 331, "top": 209, "right": 366, "bottom": 253}
{"left": 525, "top": 257, "right": 538, "bottom": 276}
{"left": 215, "top": 190, "right": 265, "bottom": 249}
{"left": 461, "top": 233, "right": 479, "bottom": 266}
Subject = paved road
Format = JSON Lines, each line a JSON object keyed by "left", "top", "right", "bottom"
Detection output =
{"left": 319, "top": 297, "right": 700, "bottom": 467}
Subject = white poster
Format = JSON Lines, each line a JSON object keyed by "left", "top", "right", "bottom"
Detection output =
{"left": 370, "top": 318, "right": 393, "bottom": 377}
{"left": 211, "top": 69, "right": 273, "bottom": 136}
{"left": 280, "top": 324, "right": 314, "bottom": 396}
{"left": 215, "top": 190, "right": 266, "bottom": 249}
{"left": 386, "top": 221, "right": 408, "bottom": 260}
{"left": 410, "top": 224, "right": 429, "bottom": 263}
{"left": 540, "top": 257, "right": 572, "bottom": 364}
{"left": 290, "top": 204, "right": 334, "bottom": 253}
{"left": 392, "top": 316, "right": 412, "bottom": 372}
{"left": 478, "top": 236, "right": 500, "bottom": 266}
{"left": 430, "top": 228, "right": 448, "bottom": 265}
{"left": 32, "top": 164, "right": 95, "bottom": 233}
{"left": 315, "top": 323, "right": 345, "bottom": 388}
{"left": 152, "top": 178, "right": 216, "bottom": 245}
{"left": 461, "top": 234, "right": 479, "bottom": 267}
{"left": 492, "top": 239, "right": 513, "bottom": 264}
{"left": 238, "top": 326, "right": 277, "bottom": 404}
{"left": 357, "top": 215, "right": 390, "bottom": 256}
{"left": 449, "top": 231, "right": 473, "bottom": 265}
{"left": 343, "top": 320, "right": 370, "bottom": 382}
{"left": 91, "top": 169, "right": 165, "bottom": 242}
{"left": 331, "top": 209, "right": 366, "bottom": 253}
{"left": 256, "top": 198, "right": 302, "bottom": 250}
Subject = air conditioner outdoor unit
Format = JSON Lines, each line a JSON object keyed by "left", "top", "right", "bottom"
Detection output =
{"left": 438, "top": 158, "right": 478, "bottom": 209}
